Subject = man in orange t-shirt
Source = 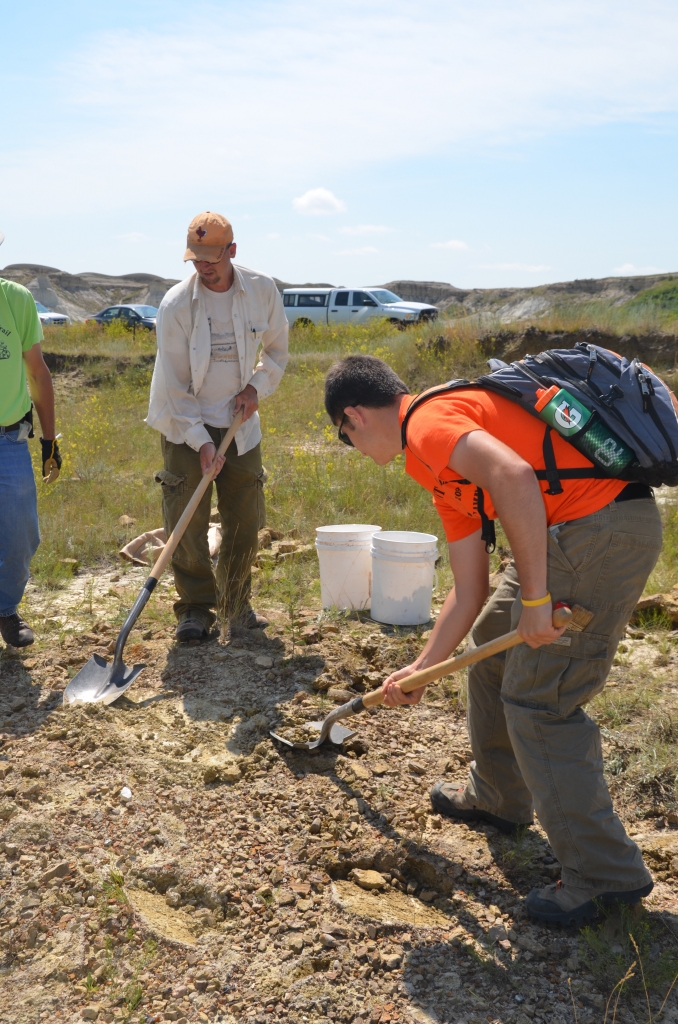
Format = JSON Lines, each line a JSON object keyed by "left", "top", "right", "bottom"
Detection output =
{"left": 325, "top": 354, "right": 662, "bottom": 925}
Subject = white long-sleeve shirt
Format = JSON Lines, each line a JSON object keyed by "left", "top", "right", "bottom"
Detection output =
{"left": 146, "top": 264, "right": 289, "bottom": 455}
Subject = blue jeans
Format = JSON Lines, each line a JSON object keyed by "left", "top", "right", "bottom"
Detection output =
{"left": 0, "top": 429, "right": 40, "bottom": 617}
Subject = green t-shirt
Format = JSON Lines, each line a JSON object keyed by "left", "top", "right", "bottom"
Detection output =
{"left": 0, "top": 278, "right": 43, "bottom": 426}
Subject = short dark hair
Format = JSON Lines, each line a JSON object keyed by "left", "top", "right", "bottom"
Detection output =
{"left": 324, "top": 354, "right": 410, "bottom": 422}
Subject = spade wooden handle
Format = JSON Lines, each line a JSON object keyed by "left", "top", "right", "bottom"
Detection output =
{"left": 150, "top": 411, "right": 244, "bottom": 582}
{"left": 361, "top": 604, "right": 572, "bottom": 709}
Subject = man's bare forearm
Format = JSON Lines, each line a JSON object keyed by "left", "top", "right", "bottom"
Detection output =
{"left": 413, "top": 583, "right": 487, "bottom": 669}
{"left": 412, "top": 531, "right": 490, "bottom": 668}
{"left": 451, "top": 431, "right": 548, "bottom": 599}
{"left": 380, "top": 530, "right": 489, "bottom": 706}
{"left": 450, "top": 430, "right": 565, "bottom": 648}
{"left": 485, "top": 466, "right": 547, "bottom": 600}
{"left": 25, "top": 355, "right": 56, "bottom": 438}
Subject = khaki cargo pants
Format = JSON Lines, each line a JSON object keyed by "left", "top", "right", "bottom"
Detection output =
{"left": 156, "top": 427, "right": 265, "bottom": 628}
{"left": 465, "top": 496, "right": 662, "bottom": 891}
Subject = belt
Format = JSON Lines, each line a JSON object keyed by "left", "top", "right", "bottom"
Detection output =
{"left": 614, "top": 482, "right": 653, "bottom": 503}
{"left": 0, "top": 419, "right": 24, "bottom": 433}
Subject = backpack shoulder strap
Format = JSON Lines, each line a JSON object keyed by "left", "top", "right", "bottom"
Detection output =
{"left": 401, "top": 380, "right": 497, "bottom": 553}
{"left": 400, "top": 379, "right": 474, "bottom": 449}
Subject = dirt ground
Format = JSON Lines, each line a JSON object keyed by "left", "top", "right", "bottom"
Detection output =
{"left": 1, "top": 568, "right": 677, "bottom": 1024}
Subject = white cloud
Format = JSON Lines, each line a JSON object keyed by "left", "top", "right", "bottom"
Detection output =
{"left": 612, "top": 262, "right": 663, "bottom": 275}
{"left": 336, "top": 246, "right": 379, "bottom": 256}
{"left": 339, "top": 224, "right": 392, "bottom": 235}
{"left": 480, "top": 262, "right": 551, "bottom": 272}
{"left": 4, "top": 1, "right": 678, "bottom": 216}
{"left": 293, "top": 188, "right": 346, "bottom": 216}
{"left": 431, "top": 239, "right": 468, "bottom": 250}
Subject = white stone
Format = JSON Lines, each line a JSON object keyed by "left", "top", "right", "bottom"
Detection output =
{"left": 120, "top": 787, "right": 132, "bottom": 801}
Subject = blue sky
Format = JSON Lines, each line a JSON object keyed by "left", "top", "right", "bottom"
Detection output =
{"left": 1, "top": 0, "right": 677, "bottom": 288}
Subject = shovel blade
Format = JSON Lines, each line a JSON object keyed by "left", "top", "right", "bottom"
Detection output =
{"left": 63, "top": 654, "right": 146, "bottom": 706}
{"left": 269, "top": 721, "right": 355, "bottom": 750}
{"left": 308, "top": 721, "right": 355, "bottom": 748}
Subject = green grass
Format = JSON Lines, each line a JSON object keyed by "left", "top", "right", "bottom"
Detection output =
{"left": 469, "top": 297, "right": 678, "bottom": 343}
{"left": 123, "top": 980, "right": 143, "bottom": 1011}
{"left": 42, "top": 319, "right": 156, "bottom": 358}
{"left": 580, "top": 905, "right": 678, "bottom": 1001}
{"left": 28, "top": 362, "right": 159, "bottom": 585}
{"left": 29, "top": 314, "right": 678, "bottom": 611}
{"left": 591, "top": 674, "right": 660, "bottom": 730}
{"left": 628, "top": 277, "right": 678, "bottom": 319}
{"left": 102, "top": 871, "right": 128, "bottom": 904}
{"left": 30, "top": 317, "right": 483, "bottom": 591}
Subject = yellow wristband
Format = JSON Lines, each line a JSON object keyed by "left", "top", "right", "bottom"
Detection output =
{"left": 521, "top": 592, "right": 551, "bottom": 607}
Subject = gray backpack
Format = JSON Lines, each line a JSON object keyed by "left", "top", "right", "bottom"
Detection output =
{"left": 401, "top": 342, "right": 678, "bottom": 550}
{"left": 481, "top": 342, "right": 678, "bottom": 489}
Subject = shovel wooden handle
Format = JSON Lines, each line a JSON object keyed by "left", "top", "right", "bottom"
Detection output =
{"left": 360, "top": 604, "right": 572, "bottom": 709}
{"left": 150, "top": 411, "right": 244, "bottom": 582}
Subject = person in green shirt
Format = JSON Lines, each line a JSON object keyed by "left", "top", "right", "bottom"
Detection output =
{"left": 0, "top": 231, "right": 61, "bottom": 647}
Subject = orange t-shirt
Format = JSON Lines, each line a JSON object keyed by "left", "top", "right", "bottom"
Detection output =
{"left": 400, "top": 389, "right": 627, "bottom": 543}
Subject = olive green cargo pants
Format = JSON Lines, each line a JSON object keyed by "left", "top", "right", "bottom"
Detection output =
{"left": 156, "top": 427, "right": 265, "bottom": 628}
{"left": 464, "top": 497, "right": 662, "bottom": 891}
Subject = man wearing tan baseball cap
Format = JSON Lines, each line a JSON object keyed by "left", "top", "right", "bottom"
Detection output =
{"left": 183, "top": 211, "right": 234, "bottom": 263}
{"left": 147, "top": 212, "right": 288, "bottom": 641}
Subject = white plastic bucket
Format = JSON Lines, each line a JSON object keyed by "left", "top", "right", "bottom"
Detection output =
{"left": 370, "top": 531, "right": 438, "bottom": 625}
{"left": 315, "top": 524, "right": 382, "bottom": 610}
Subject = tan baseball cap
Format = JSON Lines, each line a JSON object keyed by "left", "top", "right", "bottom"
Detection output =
{"left": 184, "top": 211, "right": 234, "bottom": 262}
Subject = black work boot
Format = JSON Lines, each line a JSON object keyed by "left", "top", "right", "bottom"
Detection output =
{"left": 430, "top": 781, "right": 530, "bottom": 836}
{"left": 229, "top": 606, "right": 269, "bottom": 631}
{"left": 175, "top": 611, "right": 219, "bottom": 644}
{"left": 0, "top": 614, "right": 35, "bottom": 648}
{"left": 525, "top": 879, "right": 654, "bottom": 925}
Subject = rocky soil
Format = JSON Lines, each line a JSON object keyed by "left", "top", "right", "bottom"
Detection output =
{"left": 1, "top": 570, "right": 677, "bottom": 1024}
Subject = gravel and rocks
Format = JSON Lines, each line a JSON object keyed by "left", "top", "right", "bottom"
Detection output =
{"left": 0, "top": 572, "right": 677, "bottom": 1024}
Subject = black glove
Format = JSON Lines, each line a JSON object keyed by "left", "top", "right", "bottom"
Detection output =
{"left": 40, "top": 437, "right": 62, "bottom": 483}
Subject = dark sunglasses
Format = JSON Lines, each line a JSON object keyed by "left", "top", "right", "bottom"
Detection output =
{"left": 338, "top": 412, "right": 354, "bottom": 447}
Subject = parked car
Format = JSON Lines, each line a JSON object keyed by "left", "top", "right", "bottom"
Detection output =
{"left": 86, "top": 304, "right": 158, "bottom": 330}
{"left": 34, "top": 301, "right": 71, "bottom": 326}
{"left": 281, "top": 287, "right": 438, "bottom": 328}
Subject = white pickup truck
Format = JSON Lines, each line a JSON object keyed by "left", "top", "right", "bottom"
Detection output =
{"left": 282, "top": 287, "right": 438, "bottom": 328}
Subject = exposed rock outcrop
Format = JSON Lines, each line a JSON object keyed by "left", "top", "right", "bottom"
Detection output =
{"left": 3, "top": 263, "right": 677, "bottom": 323}
{"left": 385, "top": 272, "right": 678, "bottom": 316}
{"left": 0, "top": 264, "right": 180, "bottom": 321}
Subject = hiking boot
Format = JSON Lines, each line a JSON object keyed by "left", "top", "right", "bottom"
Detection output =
{"left": 175, "top": 616, "right": 218, "bottom": 644}
{"left": 430, "top": 781, "right": 530, "bottom": 836}
{"left": 230, "top": 607, "right": 269, "bottom": 631}
{"left": 525, "top": 878, "right": 654, "bottom": 926}
{"left": 0, "top": 614, "right": 34, "bottom": 648}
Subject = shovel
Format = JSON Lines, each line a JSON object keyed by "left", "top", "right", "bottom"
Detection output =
{"left": 270, "top": 603, "right": 591, "bottom": 751}
{"left": 64, "top": 412, "right": 244, "bottom": 706}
